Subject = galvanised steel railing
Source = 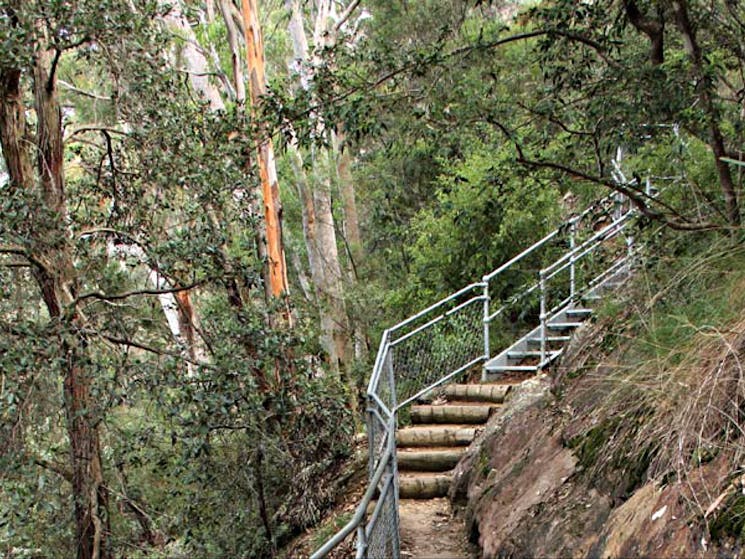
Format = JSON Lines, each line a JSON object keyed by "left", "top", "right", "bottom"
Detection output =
{"left": 311, "top": 172, "right": 644, "bottom": 559}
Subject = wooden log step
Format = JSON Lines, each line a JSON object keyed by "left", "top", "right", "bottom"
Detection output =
{"left": 396, "top": 426, "right": 476, "bottom": 447}
{"left": 410, "top": 404, "right": 493, "bottom": 424}
{"left": 443, "top": 383, "right": 511, "bottom": 403}
{"left": 397, "top": 448, "right": 466, "bottom": 472}
{"left": 399, "top": 473, "right": 451, "bottom": 499}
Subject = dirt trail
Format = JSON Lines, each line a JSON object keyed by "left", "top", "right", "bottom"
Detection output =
{"left": 399, "top": 498, "right": 477, "bottom": 559}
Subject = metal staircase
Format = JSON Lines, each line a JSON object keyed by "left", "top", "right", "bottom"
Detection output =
{"left": 310, "top": 184, "right": 640, "bottom": 559}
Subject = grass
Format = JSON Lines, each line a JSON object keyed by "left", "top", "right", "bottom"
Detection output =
{"left": 563, "top": 231, "right": 745, "bottom": 517}
{"left": 308, "top": 511, "right": 354, "bottom": 552}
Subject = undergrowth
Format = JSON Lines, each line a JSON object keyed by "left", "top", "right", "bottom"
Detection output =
{"left": 565, "top": 230, "right": 745, "bottom": 537}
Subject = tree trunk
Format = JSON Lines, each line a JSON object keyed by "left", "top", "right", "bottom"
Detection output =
{"left": 1, "top": 41, "right": 112, "bottom": 559}
{"left": 334, "top": 129, "right": 368, "bottom": 360}
{"left": 312, "top": 149, "right": 352, "bottom": 373}
{"left": 286, "top": 0, "right": 354, "bottom": 376}
{"left": 672, "top": 0, "right": 740, "bottom": 226}
{"left": 241, "top": 0, "right": 291, "bottom": 301}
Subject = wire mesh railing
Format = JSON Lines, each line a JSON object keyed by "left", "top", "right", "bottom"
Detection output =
{"left": 311, "top": 174, "right": 645, "bottom": 559}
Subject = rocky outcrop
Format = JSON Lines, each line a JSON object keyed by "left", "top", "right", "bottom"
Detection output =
{"left": 450, "top": 324, "right": 739, "bottom": 558}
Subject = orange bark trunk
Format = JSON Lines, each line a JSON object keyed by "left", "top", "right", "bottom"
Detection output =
{"left": 241, "top": 0, "right": 290, "bottom": 299}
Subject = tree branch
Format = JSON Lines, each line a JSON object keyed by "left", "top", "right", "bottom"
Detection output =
{"left": 83, "top": 328, "right": 217, "bottom": 369}
{"left": 75, "top": 280, "right": 206, "bottom": 305}
{"left": 47, "top": 48, "right": 62, "bottom": 92}
{"left": 34, "top": 457, "right": 73, "bottom": 483}
{"left": 335, "top": 0, "right": 362, "bottom": 32}
{"left": 517, "top": 156, "right": 723, "bottom": 231}
{"left": 58, "top": 80, "right": 112, "bottom": 101}
{"left": 623, "top": 0, "right": 665, "bottom": 64}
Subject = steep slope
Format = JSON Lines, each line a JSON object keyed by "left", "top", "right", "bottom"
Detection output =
{"left": 450, "top": 239, "right": 745, "bottom": 557}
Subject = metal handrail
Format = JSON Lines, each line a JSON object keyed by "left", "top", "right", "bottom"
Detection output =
{"left": 313, "top": 164, "right": 646, "bottom": 558}
{"left": 389, "top": 294, "right": 486, "bottom": 348}
{"left": 482, "top": 229, "right": 560, "bottom": 282}
{"left": 386, "top": 283, "right": 484, "bottom": 339}
{"left": 309, "top": 442, "right": 394, "bottom": 559}
{"left": 542, "top": 212, "right": 632, "bottom": 277}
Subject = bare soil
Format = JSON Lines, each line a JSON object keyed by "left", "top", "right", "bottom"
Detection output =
{"left": 399, "top": 498, "right": 477, "bottom": 559}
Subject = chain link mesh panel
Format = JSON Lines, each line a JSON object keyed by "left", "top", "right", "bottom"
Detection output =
{"left": 365, "top": 475, "right": 397, "bottom": 559}
{"left": 389, "top": 296, "right": 484, "bottom": 405}
{"left": 312, "top": 189, "right": 639, "bottom": 559}
{"left": 366, "top": 406, "right": 389, "bottom": 476}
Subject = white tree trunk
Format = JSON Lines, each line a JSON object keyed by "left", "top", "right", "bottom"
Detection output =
{"left": 286, "top": 0, "right": 354, "bottom": 374}
{"left": 163, "top": 4, "right": 226, "bottom": 111}
{"left": 106, "top": 241, "right": 207, "bottom": 376}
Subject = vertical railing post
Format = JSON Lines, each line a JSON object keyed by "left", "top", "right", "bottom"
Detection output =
{"left": 385, "top": 351, "right": 400, "bottom": 559}
{"left": 386, "top": 349, "right": 396, "bottom": 411}
{"left": 366, "top": 402, "right": 375, "bottom": 480}
{"left": 356, "top": 525, "right": 367, "bottom": 558}
{"left": 569, "top": 219, "right": 577, "bottom": 302}
{"left": 482, "top": 279, "right": 490, "bottom": 381}
{"left": 390, "top": 430, "right": 401, "bottom": 559}
{"left": 539, "top": 270, "right": 547, "bottom": 366}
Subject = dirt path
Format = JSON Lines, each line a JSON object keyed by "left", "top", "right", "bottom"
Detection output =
{"left": 399, "top": 498, "right": 477, "bottom": 559}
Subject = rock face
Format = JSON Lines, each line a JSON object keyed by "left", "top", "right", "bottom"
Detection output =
{"left": 450, "top": 335, "right": 734, "bottom": 558}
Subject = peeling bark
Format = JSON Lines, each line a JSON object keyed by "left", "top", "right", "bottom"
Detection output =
{"left": 241, "top": 0, "right": 291, "bottom": 302}
{"left": 286, "top": 0, "right": 355, "bottom": 376}
{"left": 1, "top": 34, "right": 112, "bottom": 558}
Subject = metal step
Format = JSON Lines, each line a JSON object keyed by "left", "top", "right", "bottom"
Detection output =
{"left": 506, "top": 350, "right": 561, "bottom": 360}
{"left": 566, "top": 308, "right": 593, "bottom": 318}
{"left": 547, "top": 321, "right": 584, "bottom": 330}
{"left": 485, "top": 364, "right": 539, "bottom": 373}
{"left": 526, "top": 335, "right": 571, "bottom": 346}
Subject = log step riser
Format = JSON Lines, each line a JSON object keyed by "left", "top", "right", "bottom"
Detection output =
{"left": 443, "top": 384, "right": 510, "bottom": 403}
{"left": 398, "top": 450, "right": 465, "bottom": 472}
{"left": 397, "top": 428, "right": 476, "bottom": 447}
{"left": 410, "top": 405, "right": 492, "bottom": 424}
{"left": 399, "top": 476, "right": 451, "bottom": 499}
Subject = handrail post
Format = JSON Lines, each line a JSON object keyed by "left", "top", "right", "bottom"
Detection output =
{"left": 366, "top": 401, "right": 375, "bottom": 479}
{"left": 356, "top": 525, "right": 366, "bottom": 558}
{"left": 482, "top": 279, "right": 490, "bottom": 382}
{"left": 569, "top": 219, "right": 577, "bottom": 302}
{"left": 383, "top": 413, "right": 401, "bottom": 559}
{"left": 539, "top": 270, "right": 547, "bottom": 366}
{"left": 386, "top": 349, "right": 396, "bottom": 411}
{"left": 386, "top": 352, "right": 400, "bottom": 559}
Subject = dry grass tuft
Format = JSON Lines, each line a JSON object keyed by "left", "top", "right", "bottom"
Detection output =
{"left": 563, "top": 238, "right": 745, "bottom": 518}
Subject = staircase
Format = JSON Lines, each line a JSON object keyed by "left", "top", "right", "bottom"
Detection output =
{"left": 397, "top": 383, "right": 511, "bottom": 499}
{"left": 311, "top": 185, "right": 641, "bottom": 559}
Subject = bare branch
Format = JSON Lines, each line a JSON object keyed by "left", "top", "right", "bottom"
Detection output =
{"left": 58, "top": 79, "right": 112, "bottom": 101}
{"left": 65, "top": 125, "right": 128, "bottom": 140}
{"left": 83, "top": 328, "right": 217, "bottom": 369}
{"left": 74, "top": 280, "right": 206, "bottom": 305}
{"left": 34, "top": 457, "right": 72, "bottom": 483}
{"left": 335, "top": 0, "right": 362, "bottom": 32}
{"left": 517, "top": 156, "right": 723, "bottom": 232}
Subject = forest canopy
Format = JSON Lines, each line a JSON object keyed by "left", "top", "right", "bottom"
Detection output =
{"left": 1, "top": 0, "right": 744, "bottom": 557}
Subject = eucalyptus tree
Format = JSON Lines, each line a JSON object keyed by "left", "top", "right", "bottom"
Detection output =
{"left": 0, "top": 3, "right": 163, "bottom": 555}
{"left": 0, "top": 1, "right": 352, "bottom": 557}
{"left": 516, "top": 0, "right": 745, "bottom": 229}
{"left": 282, "top": 0, "right": 371, "bottom": 386}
